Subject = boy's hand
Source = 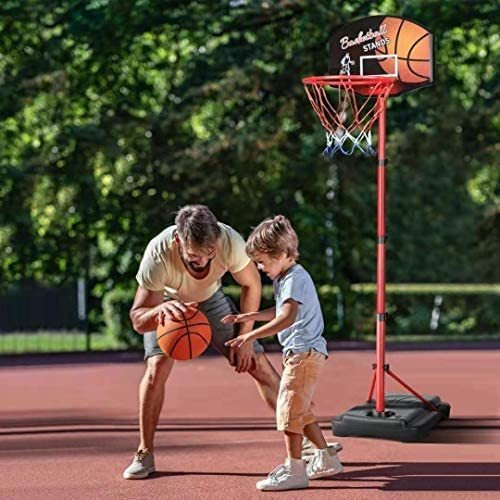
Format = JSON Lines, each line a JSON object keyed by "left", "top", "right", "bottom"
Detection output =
{"left": 221, "top": 313, "right": 252, "bottom": 324}
{"left": 225, "top": 332, "right": 253, "bottom": 349}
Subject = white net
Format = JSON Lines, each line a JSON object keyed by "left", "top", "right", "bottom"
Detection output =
{"left": 303, "top": 76, "right": 395, "bottom": 157}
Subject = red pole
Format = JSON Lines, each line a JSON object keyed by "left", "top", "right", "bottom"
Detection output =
{"left": 367, "top": 369, "right": 377, "bottom": 403}
{"left": 386, "top": 368, "right": 439, "bottom": 412}
{"left": 375, "top": 95, "right": 387, "bottom": 414}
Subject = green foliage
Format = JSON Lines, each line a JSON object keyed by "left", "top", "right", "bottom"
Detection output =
{"left": 101, "top": 286, "right": 140, "bottom": 347}
{"left": 0, "top": 1, "right": 497, "bottom": 334}
{"left": 225, "top": 284, "right": 500, "bottom": 341}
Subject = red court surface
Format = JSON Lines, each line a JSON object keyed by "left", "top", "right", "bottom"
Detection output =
{"left": 1, "top": 348, "right": 499, "bottom": 499}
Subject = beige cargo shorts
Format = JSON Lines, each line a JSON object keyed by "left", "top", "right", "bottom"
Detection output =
{"left": 276, "top": 350, "right": 327, "bottom": 434}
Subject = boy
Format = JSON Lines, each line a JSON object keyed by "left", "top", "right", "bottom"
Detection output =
{"left": 223, "top": 215, "right": 343, "bottom": 491}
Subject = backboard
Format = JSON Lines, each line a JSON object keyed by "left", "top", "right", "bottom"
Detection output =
{"left": 329, "top": 16, "right": 434, "bottom": 96}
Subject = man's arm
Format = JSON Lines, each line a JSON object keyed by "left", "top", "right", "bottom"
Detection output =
{"left": 231, "top": 261, "right": 262, "bottom": 336}
{"left": 129, "top": 286, "right": 197, "bottom": 333}
{"left": 130, "top": 287, "right": 164, "bottom": 333}
{"left": 227, "top": 261, "right": 261, "bottom": 373}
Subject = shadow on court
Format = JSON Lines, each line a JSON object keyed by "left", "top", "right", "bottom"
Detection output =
{"left": 149, "top": 462, "right": 500, "bottom": 491}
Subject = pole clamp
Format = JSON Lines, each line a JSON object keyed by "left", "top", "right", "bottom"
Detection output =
{"left": 372, "top": 363, "right": 390, "bottom": 370}
{"left": 376, "top": 313, "right": 388, "bottom": 322}
{"left": 378, "top": 159, "right": 388, "bottom": 168}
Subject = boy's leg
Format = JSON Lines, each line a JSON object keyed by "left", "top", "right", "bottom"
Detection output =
{"left": 288, "top": 352, "right": 343, "bottom": 480}
{"left": 256, "top": 430, "right": 309, "bottom": 491}
{"left": 256, "top": 361, "right": 309, "bottom": 491}
{"left": 303, "top": 421, "right": 328, "bottom": 450}
{"left": 285, "top": 431, "right": 303, "bottom": 459}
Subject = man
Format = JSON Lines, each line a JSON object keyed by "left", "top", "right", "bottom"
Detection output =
{"left": 123, "top": 204, "right": 282, "bottom": 479}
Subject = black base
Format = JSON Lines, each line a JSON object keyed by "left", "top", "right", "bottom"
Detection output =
{"left": 332, "top": 393, "right": 451, "bottom": 442}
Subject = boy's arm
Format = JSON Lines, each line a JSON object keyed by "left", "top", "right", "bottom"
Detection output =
{"left": 249, "top": 300, "right": 298, "bottom": 340}
{"left": 222, "top": 306, "right": 276, "bottom": 325}
{"left": 225, "top": 299, "right": 298, "bottom": 348}
{"left": 247, "top": 307, "right": 276, "bottom": 322}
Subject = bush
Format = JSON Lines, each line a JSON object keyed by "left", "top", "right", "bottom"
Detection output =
{"left": 226, "top": 284, "right": 500, "bottom": 340}
{"left": 102, "top": 287, "right": 142, "bottom": 348}
{"left": 102, "top": 284, "right": 500, "bottom": 346}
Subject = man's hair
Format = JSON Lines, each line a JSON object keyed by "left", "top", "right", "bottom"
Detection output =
{"left": 174, "top": 205, "right": 221, "bottom": 251}
{"left": 246, "top": 215, "right": 299, "bottom": 260}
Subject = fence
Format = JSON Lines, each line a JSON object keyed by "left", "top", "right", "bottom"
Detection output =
{"left": 1, "top": 283, "right": 499, "bottom": 355}
{"left": 0, "top": 280, "right": 90, "bottom": 354}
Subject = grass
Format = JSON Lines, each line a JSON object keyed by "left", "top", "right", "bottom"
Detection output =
{"left": 0, "top": 330, "right": 498, "bottom": 354}
{"left": 0, "top": 331, "right": 129, "bottom": 354}
{"left": 361, "top": 333, "right": 500, "bottom": 342}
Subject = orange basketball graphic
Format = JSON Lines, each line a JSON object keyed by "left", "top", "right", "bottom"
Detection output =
{"left": 375, "top": 17, "right": 432, "bottom": 84}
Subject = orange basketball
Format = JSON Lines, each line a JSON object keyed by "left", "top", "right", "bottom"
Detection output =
{"left": 156, "top": 308, "right": 211, "bottom": 360}
{"left": 375, "top": 17, "right": 433, "bottom": 84}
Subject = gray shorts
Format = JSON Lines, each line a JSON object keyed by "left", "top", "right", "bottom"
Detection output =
{"left": 143, "top": 287, "right": 264, "bottom": 361}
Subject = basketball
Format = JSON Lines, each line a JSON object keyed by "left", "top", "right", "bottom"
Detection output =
{"left": 375, "top": 17, "right": 432, "bottom": 84}
{"left": 156, "top": 308, "right": 211, "bottom": 360}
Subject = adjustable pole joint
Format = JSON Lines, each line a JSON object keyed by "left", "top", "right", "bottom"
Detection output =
{"left": 378, "top": 159, "right": 388, "bottom": 168}
{"left": 378, "top": 235, "right": 388, "bottom": 244}
{"left": 372, "top": 363, "right": 390, "bottom": 370}
{"left": 376, "top": 313, "right": 388, "bottom": 322}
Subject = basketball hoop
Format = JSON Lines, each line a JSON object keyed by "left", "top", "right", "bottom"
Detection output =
{"left": 301, "top": 15, "right": 449, "bottom": 443}
{"left": 302, "top": 75, "right": 395, "bottom": 157}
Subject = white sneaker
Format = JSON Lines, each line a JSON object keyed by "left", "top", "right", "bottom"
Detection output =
{"left": 123, "top": 449, "right": 155, "bottom": 479}
{"left": 256, "top": 458, "right": 309, "bottom": 491}
{"left": 302, "top": 437, "right": 343, "bottom": 460}
{"left": 307, "top": 448, "right": 344, "bottom": 479}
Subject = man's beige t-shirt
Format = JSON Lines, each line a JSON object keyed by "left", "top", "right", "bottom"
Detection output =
{"left": 136, "top": 223, "right": 250, "bottom": 303}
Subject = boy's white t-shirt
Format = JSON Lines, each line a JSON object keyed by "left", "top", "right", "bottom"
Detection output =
{"left": 136, "top": 223, "right": 250, "bottom": 302}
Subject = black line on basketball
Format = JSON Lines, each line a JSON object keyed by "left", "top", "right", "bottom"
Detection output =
{"left": 397, "top": 57, "right": 431, "bottom": 62}
{"left": 188, "top": 326, "right": 192, "bottom": 359}
{"left": 169, "top": 331, "right": 191, "bottom": 356}
{"left": 180, "top": 310, "right": 189, "bottom": 331}
{"left": 170, "top": 331, "right": 210, "bottom": 357}
{"left": 157, "top": 321, "right": 210, "bottom": 340}
{"left": 406, "top": 60, "right": 428, "bottom": 80}
{"left": 184, "top": 309, "right": 200, "bottom": 322}
{"left": 407, "top": 33, "right": 431, "bottom": 78}
{"left": 188, "top": 331, "right": 210, "bottom": 346}
{"left": 394, "top": 18, "right": 405, "bottom": 53}
{"left": 376, "top": 27, "right": 388, "bottom": 55}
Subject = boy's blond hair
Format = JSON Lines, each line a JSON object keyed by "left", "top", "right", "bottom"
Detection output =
{"left": 246, "top": 215, "right": 299, "bottom": 260}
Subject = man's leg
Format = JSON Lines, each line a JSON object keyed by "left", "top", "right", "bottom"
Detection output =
{"left": 138, "top": 354, "right": 175, "bottom": 452}
{"left": 247, "top": 352, "right": 280, "bottom": 411}
{"left": 124, "top": 332, "right": 174, "bottom": 479}
{"left": 199, "top": 289, "right": 281, "bottom": 412}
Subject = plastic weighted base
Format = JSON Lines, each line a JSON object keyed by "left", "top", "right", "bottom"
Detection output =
{"left": 332, "top": 393, "right": 451, "bottom": 442}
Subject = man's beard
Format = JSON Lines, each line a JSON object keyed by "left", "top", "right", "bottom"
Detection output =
{"left": 182, "top": 256, "right": 212, "bottom": 272}
{"left": 189, "top": 261, "right": 209, "bottom": 272}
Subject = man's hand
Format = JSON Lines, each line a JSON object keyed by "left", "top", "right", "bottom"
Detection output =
{"left": 157, "top": 300, "right": 198, "bottom": 324}
{"left": 221, "top": 312, "right": 254, "bottom": 324}
{"left": 225, "top": 333, "right": 256, "bottom": 373}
